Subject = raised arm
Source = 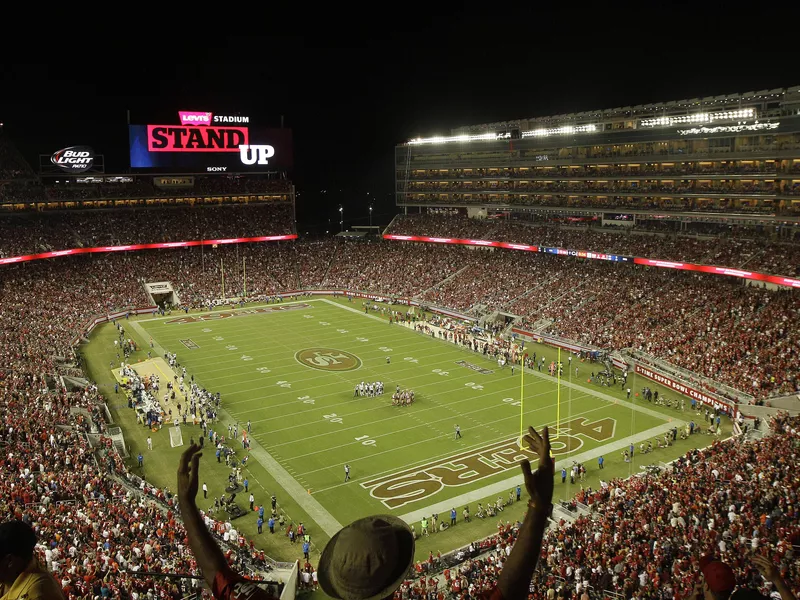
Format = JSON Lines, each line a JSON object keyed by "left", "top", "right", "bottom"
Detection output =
{"left": 497, "top": 426, "right": 554, "bottom": 600}
{"left": 177, "top": 444, "right": 229, "bottom": 586}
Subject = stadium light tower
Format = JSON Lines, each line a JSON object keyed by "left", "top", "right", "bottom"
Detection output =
{"left": 339, "top": 205, "right": 343, "bottom": 232}
{"left": 369, "top": 204, "right": 373, "bottom": 227}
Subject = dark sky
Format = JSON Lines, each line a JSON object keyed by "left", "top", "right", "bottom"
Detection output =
{"left": 1, "top": 23, "right": 797, "bottom": 231}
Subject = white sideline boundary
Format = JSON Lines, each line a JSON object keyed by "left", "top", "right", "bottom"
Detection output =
{"left": 321, "top": 299, "right": 691, "bottom": 524}
{"left": 399, "top": 421, "right": 679, "bottom": 524}
{"left": 131, "top": 297, "right": 685, "bottom": 537}
{"left": 128, "top": 318, "right": 344, "bottom": 537}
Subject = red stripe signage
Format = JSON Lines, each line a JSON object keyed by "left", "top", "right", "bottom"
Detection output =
{"left": 383, "top": 234, "right": 540, "bottom": 252}
{"left": 0, "top": 234, "right": 297, "bottom": 266}
{"left": 633, "top": 257, "right": 800, "bottom": 288}
{"left": 383, "top": 234, "right": 800, "bottom": 289}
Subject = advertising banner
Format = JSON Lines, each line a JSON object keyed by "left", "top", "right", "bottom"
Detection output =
{"left": 0, "top": 235, "right": 297, "bottom": 266}
{"left": 633, "top": 257, "right": 800, "bottom": 288}
{"left": 129, "top": 110, "right": 292, "bottom": 173}
{"left": 383, "top": 235, "right": 800, "bottom": 289}
{"left": 634, "top": 364, "right": 736, "bottom": 416}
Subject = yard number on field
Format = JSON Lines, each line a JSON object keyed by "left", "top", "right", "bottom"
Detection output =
{"left": 502, "top": 397, "right": 521, "bottom": 407}
{"left": 226, "top": 344, "right": 238, "bottom": 351}
{"left": 276, "top": 380, "right": 292, "bottom": 388}
{"left": 465, "top": 382, "right": 484, "bottom": 390}
{"left": 298, "top": 395, "right": 315, "bottom": 404}
{"left": 319, "top": 321, "right": 330, "bottom": 326}
{"left": 378, "top": 346, "right": 393, "bottom": 352}
{"left": 241, "top": 355, "right": 253, "bottom": 361}
{"left": 432, "top": 368, "right": 449, "bottom": 376}
{"left": 324, "top": 413, "right": 343, "bottom": 424}
{"left": 356, "top": 337, "right": 369, "bottom": 342}
{"left": 337, "top": 329, "right": 349, "bottom": 334}
{"left": 404, "top": 357, "right": 419, "bottom": 364}
{"left": 355, "top": 435, "right": 376, "bottom": 446}
{"left": 256, "top": 367, "right": 271, "bottom": 374}
{"left": 202, "top": 328, "right": 212, "bottom": 332}
{"left": 213, "top": 336, "right": 224, "bottom": 341}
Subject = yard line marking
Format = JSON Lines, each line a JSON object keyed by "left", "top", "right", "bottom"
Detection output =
{"left": 176, "top": 336, "right": 460, "bottom": 373}
{"left": 213, "top": 402, "right": 343, "bottom": 537}
{"left": 276, "top": 393, "right": 594, "bottom": 458}
{"left": 137, "top": 295, "right": 680, "bottom": 540}
{"left": 310, "top": 402, "right": 660, "bottom": 494}
{"left": 398, "top": 421, "right": 682, "bottom": 524}
{"left": 234, "top": 365, "right": 533, "bottom": 416}
{"left": 253, "top": 385, "right": 568, "bottom": 438}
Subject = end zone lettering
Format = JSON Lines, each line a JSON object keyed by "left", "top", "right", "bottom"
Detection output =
{"left": 165, "top": 303, "right": 311, "bottom": 324}
{"left": 147, "top": 126, "right": 249, "bottom": 152}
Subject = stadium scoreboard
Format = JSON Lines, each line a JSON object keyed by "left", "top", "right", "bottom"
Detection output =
{"left": 129, "top": 110, "right": 292, "bottom": 173}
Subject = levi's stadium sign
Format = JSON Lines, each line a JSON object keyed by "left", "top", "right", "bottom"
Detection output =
{"left": 51, "top": 146, "right": 95, "bottom": 173}
{"left": 129, "top": 110, "right": 292, "bottom": 173}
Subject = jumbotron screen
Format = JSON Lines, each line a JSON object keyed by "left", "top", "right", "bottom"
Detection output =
{"left": 129, "top": 111, "right": 292, "bottom": 173}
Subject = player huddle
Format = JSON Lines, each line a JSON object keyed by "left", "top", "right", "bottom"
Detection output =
{"left": 353, "top": 381, "right": 384, "bottom": 397}
{"left": 392, "top": 387, "right": 415, "bottom": 406}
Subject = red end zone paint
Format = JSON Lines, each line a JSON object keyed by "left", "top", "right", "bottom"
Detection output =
{"left": 165, "top": 302, "right": 311, "bottom": 324}
{"left": 0, "top": 234, "right": 297, "bottom": 266}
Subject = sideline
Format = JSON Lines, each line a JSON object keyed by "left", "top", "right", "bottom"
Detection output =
{"left": 129, "top": 320, "right": 344, "bottom": 537}
{"left": 399, "top": 421, "right": 679, "bottom": 524}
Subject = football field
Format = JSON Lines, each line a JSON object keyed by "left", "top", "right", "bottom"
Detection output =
{"left": 135, "top": 298, "right": 677, "bottom": 534}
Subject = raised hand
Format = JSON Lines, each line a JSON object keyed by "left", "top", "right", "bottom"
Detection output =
{"left": 520, "top": 425, "right": 553, "bottom": 510}
{"left": 178, "top": 444, "right": 203, "bottom": 504}
{"left": 753, "top": 554, "right": 779, "bottom": 582}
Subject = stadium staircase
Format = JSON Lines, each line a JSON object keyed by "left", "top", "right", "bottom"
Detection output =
{"left": 550, "top": 502, "right": 578, "bottom": 525}
{"left": 415, "top": 265, "right": 470, "bottom": 300}
{"left": 383, "top": 214, "right": 400, "bottom": 236}
{"left": 108, "top": 426, "right": 129, "bottom": 457}
{"left": 317, "top": 244, "right": 339, "bottom": 287}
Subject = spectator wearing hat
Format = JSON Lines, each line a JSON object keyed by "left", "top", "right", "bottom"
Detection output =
{"left": 691, "top": 555, "right": 738, "bottom": 600}
{"left": 0, "top": 520, "right": 65, "bottom": 599}
{"left": 317, "top": 425, "right": 553, "bottom": 600}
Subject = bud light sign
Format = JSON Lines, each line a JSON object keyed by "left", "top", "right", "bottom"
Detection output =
{"left": 129, "top": 111, "right": 292, "bottom": 173}
{"left": 51, "top": 146, "right": 95, "bottom": 173}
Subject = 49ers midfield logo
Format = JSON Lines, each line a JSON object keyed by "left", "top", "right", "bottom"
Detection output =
{"left": 295, "top": 348, "right": 361, "bottom": 372}
{"left": 361, "top": 417, "right": 616, "bottom": 509}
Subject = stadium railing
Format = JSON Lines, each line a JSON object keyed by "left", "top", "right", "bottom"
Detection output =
{"left": 623, "top": 348, "right": 754, "bottom": 404}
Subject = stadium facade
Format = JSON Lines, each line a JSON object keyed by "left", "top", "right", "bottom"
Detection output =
{"left": 395, "top": 85, "right": 800, "bottom": 231}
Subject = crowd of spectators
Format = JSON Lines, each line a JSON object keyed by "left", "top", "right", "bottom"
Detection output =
{"left": 0, "top": 202, "right": 295, "bottom": 258}
{"left": 1, "top": 234, "right": 797, "bottom": 400}
{"left": 0, "top": 373, "right": 277, "bottom": 599}
{"left": 0, "top": 223, "right": 799, "bottom": 598}
{"left": 407, "top": 415, "right": 800, "bottom": 600}
{"left": 386, "top": 214, "right": 800, "bottom": 277}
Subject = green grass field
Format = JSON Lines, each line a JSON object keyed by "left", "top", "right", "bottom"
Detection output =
{"left": 82, "top": 296, "right": 723, "bottom": 566}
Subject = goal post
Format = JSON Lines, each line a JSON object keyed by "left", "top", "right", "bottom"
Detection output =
{"left": 170, "top": 426, "right": 184, "bottom": 448}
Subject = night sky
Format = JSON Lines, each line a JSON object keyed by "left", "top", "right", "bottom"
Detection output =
{"left": 1, "top": 27, "right": 796, "bottom": 232}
